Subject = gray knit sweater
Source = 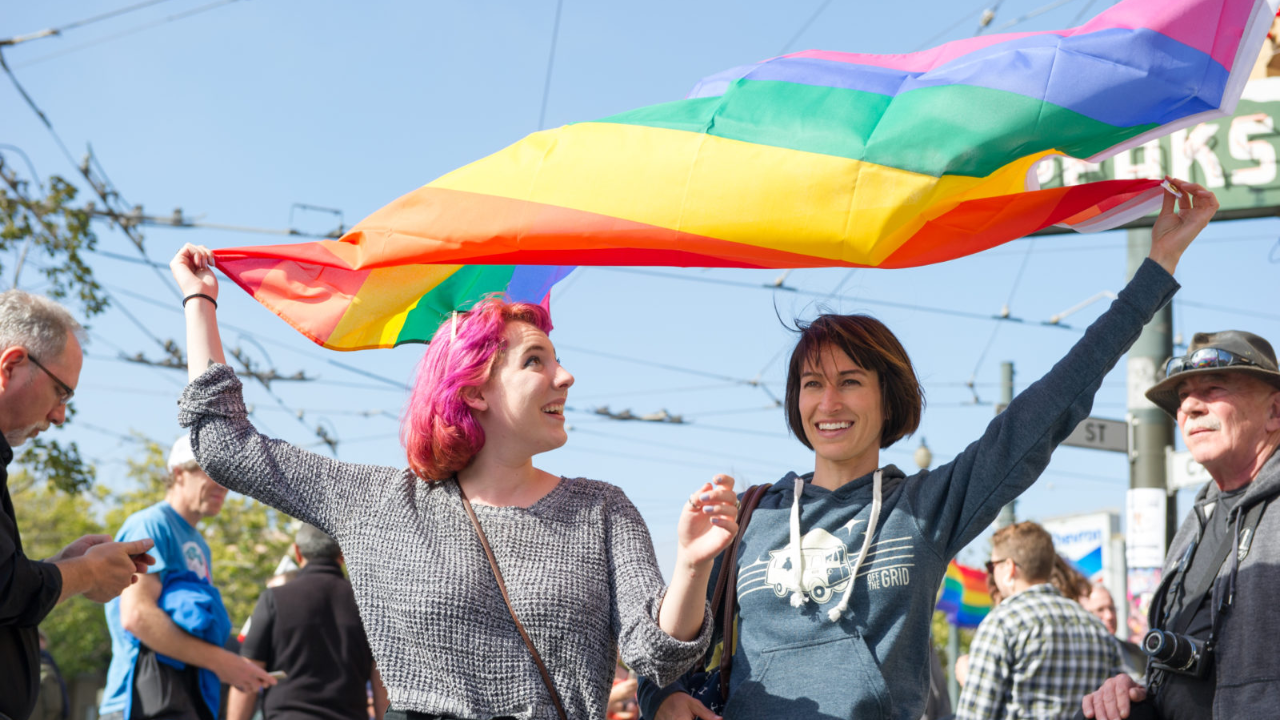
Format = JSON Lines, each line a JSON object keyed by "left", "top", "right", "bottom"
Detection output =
{"left": 177, "top": 365, "right": 710, "bottom": 720}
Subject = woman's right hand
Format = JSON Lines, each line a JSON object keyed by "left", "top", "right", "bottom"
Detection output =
{"left": 170, "top": 243, "right": 219, "bottom": 301}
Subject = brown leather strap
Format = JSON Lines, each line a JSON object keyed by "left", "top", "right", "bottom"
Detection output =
{"left": 717, "top": 483, "right": 771, "bottom": 698}
{"left": 457, "top": 484, "right": 569, "bottom": 720}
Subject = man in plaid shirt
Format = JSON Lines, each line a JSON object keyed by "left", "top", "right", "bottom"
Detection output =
{"left": 957, "top": 522, "right": 1121, "bottom": 720}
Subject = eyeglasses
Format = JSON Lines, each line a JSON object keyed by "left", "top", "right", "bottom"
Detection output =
{"left": 1164, "top": 347, "right": 1257, "bottom": 380}
{"left": 28, "top": 354, "right": 74, "bottom": 405}
{"left": 985, "top": 557, "right": 1015, "bottom": 575}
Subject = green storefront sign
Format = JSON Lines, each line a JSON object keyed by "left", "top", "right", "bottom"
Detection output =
{"left": 1037, "top": 77, "right": 1280, "bottom": 226}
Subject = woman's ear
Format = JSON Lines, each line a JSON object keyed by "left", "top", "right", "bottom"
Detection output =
{"left": 460, "top": 384, "right": 487, "bottom": 412}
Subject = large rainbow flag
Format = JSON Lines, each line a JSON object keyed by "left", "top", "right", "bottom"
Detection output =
{"left": 215, "top": 0, "right": 1280, "bottom": 350}
{"left": 936, "top": 560, "right": 994, "bottom": 628}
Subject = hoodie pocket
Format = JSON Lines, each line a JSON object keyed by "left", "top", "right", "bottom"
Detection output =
{"left": 723, "top": 633, "right": 892, "bottom": 720}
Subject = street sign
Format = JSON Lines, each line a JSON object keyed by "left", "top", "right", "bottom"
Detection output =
{"left": 1167, "top": 449, "right": 1212, "bottom": 493}
{"left": 1037, "top": 77, "right": 1280, "bottom": 223}
{"left": 1062, "top": 416, "right": 1129, "bottom": 453}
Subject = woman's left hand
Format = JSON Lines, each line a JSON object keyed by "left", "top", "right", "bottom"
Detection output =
{"left": 676, "top": 474, "right": 739, "bottom": 569}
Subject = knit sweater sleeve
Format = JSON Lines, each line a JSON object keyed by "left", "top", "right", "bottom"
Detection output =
{"left": 176, "top": 363, "right": 405, "bottom": 538}
{"left": 604, "top": 484, "right": 712, "bottom": 688}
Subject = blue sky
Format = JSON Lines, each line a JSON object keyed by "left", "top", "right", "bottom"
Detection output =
{"left": 4, "top": 0, "right": 1278, "bottom": 575}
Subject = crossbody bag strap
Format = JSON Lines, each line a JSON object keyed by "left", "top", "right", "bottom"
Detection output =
{"left": 717, "top": 482, "right": 771, "bottom": 699}
{"left": 457, "top": 485, "right": 569, "bottom": 720}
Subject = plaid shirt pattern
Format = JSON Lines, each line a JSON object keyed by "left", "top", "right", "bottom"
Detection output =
{"left": 957, "top": 583, "right": 1121, "bottom": 720}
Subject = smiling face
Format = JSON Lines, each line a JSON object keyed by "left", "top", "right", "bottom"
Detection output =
{"left": 1175, "top": 372, "right": 1280, "bottom": 486}
{"left": 470, "top": 321, "right": 574, "bottom": 460}
{"left": 798, "top": 345, "right": 885, "bottom": 480}
{"left": 0, "top": 330, "right": 83, "bottom": 448}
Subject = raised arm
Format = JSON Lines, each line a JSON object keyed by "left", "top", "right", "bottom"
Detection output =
{"left": 911, "top": 178, "right": 1216, "bottom": 559}
{"left": 170, "top": 244, "right": 226, "bottom": 381}
{"left": 168, "top": 244, "right": 405, "bottom": 537}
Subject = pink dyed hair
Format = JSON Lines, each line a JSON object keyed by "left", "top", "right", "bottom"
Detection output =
{"left": 401, "top": 298, "right": 554, "bottom": 481}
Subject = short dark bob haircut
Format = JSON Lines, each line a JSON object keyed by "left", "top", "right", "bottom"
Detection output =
{"left": 784, "top": 314, "right": 925, "bottom": 451}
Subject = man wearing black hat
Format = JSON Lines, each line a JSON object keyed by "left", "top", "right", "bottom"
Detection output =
{"left": 1082, "top": 331, "right": 1280, "bottom": 720}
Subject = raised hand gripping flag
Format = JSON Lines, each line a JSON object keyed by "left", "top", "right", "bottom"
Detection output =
{"left": 215, "top": 0, "right": 1280, "bottom": 350}
{"left": 936, "top": 560, "right": 994, "bottom": 628}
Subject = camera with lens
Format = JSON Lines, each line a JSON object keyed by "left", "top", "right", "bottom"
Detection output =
{"left": 1143, "top": 628, "right": 1212, "bottom": 679}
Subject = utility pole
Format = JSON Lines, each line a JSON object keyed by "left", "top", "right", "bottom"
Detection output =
{"left": 996, "top": 361, "right": 1017, "bottom": 529}
{"left": 1126, "top": 229, "right": 1177, "bottom": 545}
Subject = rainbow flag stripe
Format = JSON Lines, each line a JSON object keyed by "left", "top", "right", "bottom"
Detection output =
{"left": 937, "top": 560, "right": 994, "bottom": 628}
{"left": 215, "top": 0, "right": 1278, "bottom": 350}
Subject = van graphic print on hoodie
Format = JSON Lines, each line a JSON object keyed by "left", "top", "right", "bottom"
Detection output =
{"left": 741, "top": 525, "right": 915, "bottom": 605}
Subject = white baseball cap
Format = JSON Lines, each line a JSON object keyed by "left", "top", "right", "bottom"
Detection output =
{"left": 167, "top": 434, "right": 198, "bottom": 471}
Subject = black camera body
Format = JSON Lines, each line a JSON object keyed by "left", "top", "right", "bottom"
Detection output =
{"left": 1143, "top": 628, "right": 1213, "bottom": 679}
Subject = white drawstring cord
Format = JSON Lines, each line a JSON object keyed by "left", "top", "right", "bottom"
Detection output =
{"left": 828, "top": 469, "right": 883, "bottom": 622}
{"left": 789, "top": 475, "right": 807, "bottom": 607}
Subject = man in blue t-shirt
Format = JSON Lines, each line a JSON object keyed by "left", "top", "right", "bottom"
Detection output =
{"left": 99, "top": 435, "right": 275, "bottom": 720}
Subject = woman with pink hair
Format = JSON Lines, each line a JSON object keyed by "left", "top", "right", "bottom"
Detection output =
{"left": 168, "top": 244, "right": 737, "bottom": 720}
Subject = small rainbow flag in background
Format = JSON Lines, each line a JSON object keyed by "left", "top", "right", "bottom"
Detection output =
{"left": 937, "top": 560, "right": 993, "bottom": 628}
{"left": 214, "top": 0, "right": 1280, "bottom": 351}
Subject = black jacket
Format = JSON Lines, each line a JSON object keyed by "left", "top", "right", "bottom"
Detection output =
{"left": 0, "top": 435, "right": 64, "bottom": 720}
{"left": 1154, "top": 448, "right": 1280, "bottom": 718}
{"left": 240, "top": 558, "right": 373, "bottom": 720}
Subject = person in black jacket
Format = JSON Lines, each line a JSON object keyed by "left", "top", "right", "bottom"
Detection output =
{"left": 0, "top": 289, "right": 154, "bottom": 720}
{"left": 227, "top": 524, "right": 386, "bottom": 720}
{"left": 1082, "top": 330, "right": 1280, "bottom": 720}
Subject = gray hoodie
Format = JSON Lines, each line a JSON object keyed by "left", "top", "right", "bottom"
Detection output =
{"left": 639, "top": 259, "right": 1178, "bottom": 720}
{"left": 1155, "top": 447, "right": 1280, "bottom": 718}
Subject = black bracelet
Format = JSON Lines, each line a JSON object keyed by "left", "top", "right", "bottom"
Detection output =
{"left": 182, "top": 293, "right": 217, "bottom": 309}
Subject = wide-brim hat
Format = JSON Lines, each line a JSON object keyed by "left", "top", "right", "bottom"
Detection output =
{"left": 1145, "top": 330, "right": 1280, "bottom": 417}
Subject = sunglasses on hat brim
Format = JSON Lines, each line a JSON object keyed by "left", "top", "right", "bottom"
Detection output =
{"left": 1164, "top": 347, "right": 1257, "bottom": 380}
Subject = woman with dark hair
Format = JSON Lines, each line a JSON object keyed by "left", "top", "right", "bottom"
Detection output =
{"left": 641, "top": 180, "right": 1217, "bottom": 720}
{"left": 167, "top": 245, "right": 739, "bottom": 720}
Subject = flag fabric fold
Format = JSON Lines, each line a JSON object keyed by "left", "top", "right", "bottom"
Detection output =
{"left": 214, "top": 0, "right": 1280, "bottom": 350}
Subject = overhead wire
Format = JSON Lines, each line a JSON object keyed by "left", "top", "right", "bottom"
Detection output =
{"left": 1, "top": 50, "right": 180, "bottom": 298}
{"left": 1069, "top": 0, "right": 1100, "bottom": 24}
{"left": 567, "top": 426, "right": 795, "bottom": 474}
{"left": 595, "top": 267, "right": 1084, "bottom": 330}
{"left": 100, "top": 281, "right": 411, "bottom": 390}
{"left": 988, "top": 0, "right": 1083, "bottom": 33}
{"left": 25, "top": 0, "right": 178, "bottom": 38}
{"left": 13, "top": 0, "right": 245, "bottom": 69}
{"left": 778, "top": 0, "right": 838, "bottom": 55}
{"left": 536, "top": 0, "right": 565, "bottom": 131}
{"left": 912, "top": 0, "right": 995, "bottom": 50}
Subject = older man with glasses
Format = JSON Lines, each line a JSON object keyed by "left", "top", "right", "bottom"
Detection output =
{"left": 0, "top": 289, "right": 155, "bottom": 720}
{"left": 1082, "top": 331, "right": 1280, "bottom": 720}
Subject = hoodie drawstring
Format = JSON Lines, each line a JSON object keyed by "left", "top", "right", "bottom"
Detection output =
{"left": 828, "top": 469, "right": 883, "bottom": 622}
{"left": 789, "top": 475, "right": 807, "bottom": 607}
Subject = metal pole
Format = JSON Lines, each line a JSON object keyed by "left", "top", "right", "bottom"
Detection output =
{"left": 996, "top": 361, "right": 1017, "bottom": 529}
{"left": 948, "top": 620, "right": 961, "bottom": 706}
{"left": 1126, "top": 229, "right": 1177, "bottom": 546}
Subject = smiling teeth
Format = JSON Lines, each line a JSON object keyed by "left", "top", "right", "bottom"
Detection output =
{"left": 818, "top": 422, "right": 851, "bottom": 430}
{"left": 543, "top": 405, "right": 564, "bottom": 414}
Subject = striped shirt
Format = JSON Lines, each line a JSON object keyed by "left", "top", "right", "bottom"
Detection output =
{"left": 957, "top": 583, "right": 1121, "bottom": 720}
